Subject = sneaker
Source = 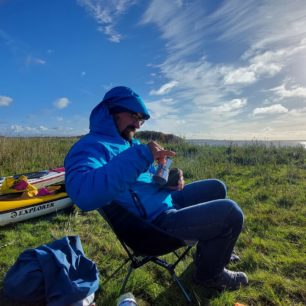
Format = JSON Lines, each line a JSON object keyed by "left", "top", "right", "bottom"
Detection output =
{"left": 230, "top": 252, "right": 240, "bottom": 263}
{"left": 193, "top": 268, "right": 248, "bottom": 291}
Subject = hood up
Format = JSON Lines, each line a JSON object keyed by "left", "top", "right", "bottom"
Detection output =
{"left": 89, "top": 86, "right": 150, "bottom": 135}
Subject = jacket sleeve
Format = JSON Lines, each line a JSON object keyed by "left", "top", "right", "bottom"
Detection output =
{"left": 64, "top": 141, "right": 153, "bottom": 211}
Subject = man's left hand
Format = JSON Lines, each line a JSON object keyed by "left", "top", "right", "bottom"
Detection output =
{"left": 166, "top": 168, "right": 185, "bottom": 191}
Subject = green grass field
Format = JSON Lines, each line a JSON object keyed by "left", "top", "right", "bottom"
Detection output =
{"left": 0, "top": 137, "right": 305, "bottom": 305}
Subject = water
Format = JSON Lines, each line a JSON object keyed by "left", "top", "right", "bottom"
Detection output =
{"left": 187, "top": 139, "right": 306, "bottom": 148}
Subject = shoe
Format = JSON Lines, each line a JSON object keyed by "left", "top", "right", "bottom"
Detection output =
{"left": 230, "top": 252, "right": 240, "bottom": 263}
{"left": 193, "top": 268, "right": 248, "bottom": 291}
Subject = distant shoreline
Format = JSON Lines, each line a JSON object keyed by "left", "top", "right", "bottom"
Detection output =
{"left": 187, "top": 139, "right": 306, "bottom": 148}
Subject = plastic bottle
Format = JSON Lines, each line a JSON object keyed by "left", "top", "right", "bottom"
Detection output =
{"left": 117, "top": 292, "right": 137, "bottom": 306}
{"left": 153, "top": 158, "right": 172, "bottom": 185}
{"left": 70, "top": 292, "right": 95, "bottom": 306}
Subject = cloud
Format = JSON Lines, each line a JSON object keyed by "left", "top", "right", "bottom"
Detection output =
{"left": 270, "top": 83, "right": 306, "bottom": 98}
{"left": 142, "top": 1, "right": 305, "bottom": 61}
{"left": 223, "top": 54, "right": 283, "bottom": 86}
{"left": 77, "top": 0, "right": 137, "bottom": 42}
{"left": 141, "top": 0, "right": 208, "bottom": 60}
{"left": 149, "top": 81, "right": 178, "bottom": 96}
{"left": 212, "top": 98, "right": 247, "bottom": 113}
{"left": 10, "top": 124, "right": 49, "bottom": 134}
{"left": 0, "top": 96, "right": 13, "bottom": 106}
{"left": 146, "top": 98, "right": 176, "bottom": 118}
{"left": 144, "top": 97, "right": 187, "bottom": 134}
{"left": 25, "top": 55, "right": 46, "bottom": 66}
{"left": 222, "top": 44, "right": 306, "bottom": 86}
{"left": 139, "top": 0, "right": 306, "bottom": 141}
{"left": 54, "top": 97, "right": 70, "bottom": 109}
{"left": 206, "top": 0, "right": 306, "bottom": 52}
{"left": 141, "top": 0, "right": 306, "bottom": 87}
{"left": 253, "top": 104, "right": 288, "bottom": 115}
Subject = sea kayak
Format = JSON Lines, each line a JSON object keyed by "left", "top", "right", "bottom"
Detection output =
{"left": 0, "top": 191, "right": 73, "bottom": 226}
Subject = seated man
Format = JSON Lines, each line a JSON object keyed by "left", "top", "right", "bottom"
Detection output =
{"left": 64, "top": 86, "right": 248, "bottom": 291}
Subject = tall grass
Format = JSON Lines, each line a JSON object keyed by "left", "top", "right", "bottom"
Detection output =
{"left": 0, "top": 137, "right": 79, "bottom": 176}
{"left": 0, "top": 137, "right": 305, "bottom": 305}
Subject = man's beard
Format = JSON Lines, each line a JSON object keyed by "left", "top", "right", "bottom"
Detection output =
{"left": 121, "top": 126, "right": 136, "bottom": 141}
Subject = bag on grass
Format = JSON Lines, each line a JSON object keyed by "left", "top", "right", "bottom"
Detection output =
{"left": 3, "top": 235, "right": 99, "bottom": 306}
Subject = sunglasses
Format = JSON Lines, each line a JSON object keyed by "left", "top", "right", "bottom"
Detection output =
{"left": 129, "top": 112, "right": 145, "bottom": 126}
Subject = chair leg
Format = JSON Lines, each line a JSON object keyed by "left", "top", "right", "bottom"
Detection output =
{"left": 172, "top": 246, "right": 193, "bottom": 268}
{"left": 152, "top": 256, "right": 192, "bottom": 302}
{"left": 172, "top": 273, "right": 192, "bottom": 303}
{"left": 103, "top": 257, "right": 130, "bottom": 285}
{"left": 120, "top": 264, "right": 134, "bottom": 295}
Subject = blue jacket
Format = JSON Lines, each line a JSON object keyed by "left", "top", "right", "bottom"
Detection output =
{"left": 64, "top": 87, "right": 174, "bottom": 221}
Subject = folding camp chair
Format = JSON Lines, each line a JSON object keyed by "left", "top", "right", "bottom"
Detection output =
{"left": 98, "top": 202, "right": 195, "bottom": 303}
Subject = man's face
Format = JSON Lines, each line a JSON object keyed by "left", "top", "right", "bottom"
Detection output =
{"left": 114, "top": 112, "right": 145, "bottom": 141}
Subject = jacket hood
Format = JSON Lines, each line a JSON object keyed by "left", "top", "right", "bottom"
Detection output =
{"left": 89, "top": 86, "right": 150, "bottom": 135}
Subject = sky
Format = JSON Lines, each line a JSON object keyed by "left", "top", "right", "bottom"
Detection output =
{"left": 0, "top": 0, "right": 306, "bottom": 140}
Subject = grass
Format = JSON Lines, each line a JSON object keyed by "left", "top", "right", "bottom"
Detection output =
{"left": 0, "top": 137, "right": 305, "bottom": 305}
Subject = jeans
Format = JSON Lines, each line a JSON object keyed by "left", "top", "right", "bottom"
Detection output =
{"left": 153, "top": 179, "right": 244, "bottom": 280}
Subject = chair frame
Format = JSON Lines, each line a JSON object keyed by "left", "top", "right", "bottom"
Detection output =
{"left": 98, "top": 203, "right": 194, "bottom": 303}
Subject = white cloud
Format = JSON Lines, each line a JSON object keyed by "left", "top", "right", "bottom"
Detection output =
{"left": 77, "top": 0, "right": 137, "bottom": 42}
{"left": 142, "top": 0, "right": 208, "bottom": 60}
{"left": 54, "top": 97, "right": 70, "bottom": 109}
{"left": 149, "top": 81, "right": 178, "bottom": 96}
{"left": 144, "top": 97, "right": 187, "bottom": 135}
{"left": 270, "top": 83, "right": 306, "bottom": 98}
{"left": 207, "top": 0, "right": 306, "bottom": 52}
{"left": 223, "top": 67, "right": 256, "bottom": 85}
{"left": 10, "top": 124, "right": 49, "bottom": 134}
{"left": 0, "top": 96, "right": 13, "bottom": 106}
{"left": 25, "top": 55, "right": 46, "bottom": 66}
{"left": 146, "top": 98, "right": 176, "bottom": 119}
{"left": 222, "top": 47, "right": 306, "bottom": 86}
{"left": 253, "top": 104, "right": 288, "bottom": 115}
{"left": 139, "top": 1, "right": 306, "bottom": 140}
{"left": 212, "top": 98, "right": 247, "bottom": 113}
{"left": 142, "top": 0, "right": 306, "bottom": 89}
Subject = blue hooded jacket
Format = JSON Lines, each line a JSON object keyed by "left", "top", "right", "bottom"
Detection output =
{"left": 64, "top": 86, "right": 174, "bottom": 221}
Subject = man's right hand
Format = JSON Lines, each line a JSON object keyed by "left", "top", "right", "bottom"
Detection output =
{"left": 147, "top": 141, "right": 176, "bottom": 164}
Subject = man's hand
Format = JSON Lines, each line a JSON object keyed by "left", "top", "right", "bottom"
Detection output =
{"left": 166, "top": 168, "right": 185, "bottom": 191}
{"left": 147, "top": 141, "right": 176, "bottom": 163}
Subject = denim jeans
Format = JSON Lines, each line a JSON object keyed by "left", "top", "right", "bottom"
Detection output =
{"left": 153, "top": 179, "right": 244, "bottom": 280}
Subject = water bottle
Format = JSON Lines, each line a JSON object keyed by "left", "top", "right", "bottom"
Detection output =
{"left": 117, "top": 292, "right": 137, "bottom": 306}
{"left": 70, "top": 292, "right": 95, "bottom": 306}
{"left": 153, "top": 158, "right": 172, "bottom": 185}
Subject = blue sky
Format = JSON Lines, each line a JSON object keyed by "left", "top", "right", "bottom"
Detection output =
{"left": 1, "top": 0, "right": 306, "bottom": 140}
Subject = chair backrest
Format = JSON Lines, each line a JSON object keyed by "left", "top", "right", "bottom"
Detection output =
{"left": 98, "top": 202, "right": 185, "bottom": 256}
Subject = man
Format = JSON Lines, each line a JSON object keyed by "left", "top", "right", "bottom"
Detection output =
{"left": 64, "top": 86, "right": 248, "bottom": 291}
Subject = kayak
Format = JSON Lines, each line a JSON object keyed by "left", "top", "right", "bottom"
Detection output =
{"left": 0, "top": 191, "right": 73, "bottom": 226}
{"left": 0, "top": 167, "right": 65, "bottom": 195}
